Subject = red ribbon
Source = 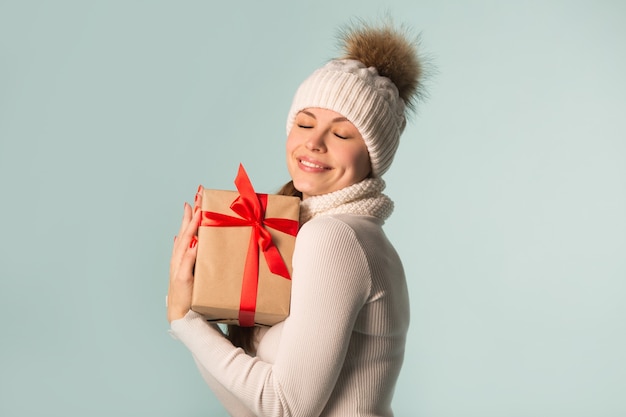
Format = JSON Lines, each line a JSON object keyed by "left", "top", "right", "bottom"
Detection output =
{"left": 200, "top": 164, "right": 298, "bottom": 327}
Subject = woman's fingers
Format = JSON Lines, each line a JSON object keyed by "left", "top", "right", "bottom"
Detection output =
{"left": 175, "top": 205, "right": 201, "bottom": 264}
{"left": 183, "top": 205, "right": 202, "bottom": 240}
{"left": 167, "top": 185, "right": 203, "bottom": 323}
{"left": 193, "top": 185, "right": 204, "bottom": 214}
{"left": 179, "top": 234, "right": 199, "bottom": 277}
{"left": 173, "top": 185, "right": 202, "bottom": 251}
{"left": 167, "top": 231, "right": 199, "bottom": 322}
{"left": 176, "top": 201, "right": 192, "bottom": 240}
{"left": 170, "top": 202, "right": 192, "bottom": 274}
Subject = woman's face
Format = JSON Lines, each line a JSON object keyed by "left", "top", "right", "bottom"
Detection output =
{"left": 286, "top": 108, "right": 371, "bottom": 199}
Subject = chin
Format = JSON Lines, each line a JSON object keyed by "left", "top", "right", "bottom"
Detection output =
{"left": 292, "top": 182, "right": 314, "bottom": 196}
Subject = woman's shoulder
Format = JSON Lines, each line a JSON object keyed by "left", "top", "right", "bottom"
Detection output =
{"left": 298, "top": 214, "right": 359, "bottom": 242}
{"left": 293, "top": 215, "right": 375, "bottom": 292}
{"left": 300, "top": 214, "right": 384, "bottom": 238}
{"left": 296, "top": 214, "right": 387, "bottom": 257}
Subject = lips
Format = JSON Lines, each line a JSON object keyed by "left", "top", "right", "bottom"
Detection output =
{"left": 297, "top": 155, "right": 331, "bottom": 171}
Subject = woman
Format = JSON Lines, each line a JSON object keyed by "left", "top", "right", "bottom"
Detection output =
{"left": 168, "top": 22, "right": 425, "bottom": 416}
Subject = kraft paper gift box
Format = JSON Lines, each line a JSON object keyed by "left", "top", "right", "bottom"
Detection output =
{"left": 191, "top": 165, "right": 300, "bottom": 327}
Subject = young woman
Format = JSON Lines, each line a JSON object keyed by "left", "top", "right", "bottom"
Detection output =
{"left": 167, "top": 22, "right": 425, "bottom": 417}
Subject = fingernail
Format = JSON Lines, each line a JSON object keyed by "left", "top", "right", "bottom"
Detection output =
{"left": 174, "top": 235, "right": 177, "bottom": 242}
{"left": 189, "top": 236, "right": 198, "bottom": 249}
{"left": 197, "top": 185, "right": 203, "bottom": 193}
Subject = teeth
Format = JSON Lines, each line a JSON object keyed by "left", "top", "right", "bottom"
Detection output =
{"left": 300, "top": 159, "right": 326, "bottom": 169}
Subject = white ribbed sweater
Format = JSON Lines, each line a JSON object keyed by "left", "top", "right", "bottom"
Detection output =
{"left": 170, "top": 179, "right": 410, "bottom": 416}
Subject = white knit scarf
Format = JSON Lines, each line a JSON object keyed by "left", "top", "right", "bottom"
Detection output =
{"left": 299, "top": 178, "right": 394, "bottom": 224}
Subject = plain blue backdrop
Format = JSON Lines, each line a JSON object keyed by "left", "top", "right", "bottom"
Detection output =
{"left": 1, "top": 1, "right": 625, "bottom": 416}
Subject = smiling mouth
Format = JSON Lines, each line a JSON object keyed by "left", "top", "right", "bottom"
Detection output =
{"left": 299, "top": 158, "right": 331, "bottom": 170}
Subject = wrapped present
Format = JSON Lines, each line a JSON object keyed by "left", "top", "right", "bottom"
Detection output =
{"left": 191, "top": 164, "right": 300, "bottom": 327}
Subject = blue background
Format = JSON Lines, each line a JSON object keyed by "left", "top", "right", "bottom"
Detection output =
{"left": 1, "top": 1, "right": 625, "bottom": 416}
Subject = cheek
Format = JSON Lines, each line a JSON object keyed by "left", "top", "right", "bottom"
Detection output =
{"left": 285, "top": 130, "right": 299, "bottom": 154}
{"left": 356, "top": 151, "right": 371, "bottom": 176}
{"left": 285, "top": 135, "right": 300, "bottom": 174}
{"left": 347, "top": 145, "right": 371, "bottom": 174}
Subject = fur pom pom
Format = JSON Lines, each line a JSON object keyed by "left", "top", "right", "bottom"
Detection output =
{"left": 339, "top": 21, "right": 423, "bottom": 111}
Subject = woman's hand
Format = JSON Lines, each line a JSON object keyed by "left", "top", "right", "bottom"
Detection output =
{"left": 167, "top": 186, "right": 203, "bottom": 323}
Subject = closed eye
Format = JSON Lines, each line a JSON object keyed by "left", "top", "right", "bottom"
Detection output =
{"left": 298, "top": 124, "right": 313, "bottom": 129}
{"left": 334, "top": 132, "right": 348, "bottom": 139}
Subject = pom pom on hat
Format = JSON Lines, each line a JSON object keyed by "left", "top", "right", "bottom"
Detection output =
{"left": 286, "top": 22, "right": 424, "bottom": 177}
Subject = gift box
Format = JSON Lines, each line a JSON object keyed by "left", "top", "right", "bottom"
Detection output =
{"left": 191, "top": 165, "right": 300, "bottom": 327}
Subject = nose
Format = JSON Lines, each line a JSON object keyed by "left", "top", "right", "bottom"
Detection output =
{"left": 305, "top": 132, "right": 326, "bottom": 152}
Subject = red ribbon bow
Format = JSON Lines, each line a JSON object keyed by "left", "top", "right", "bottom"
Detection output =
{"left": 200, "top": 164, "right": 298, "bottom": 327}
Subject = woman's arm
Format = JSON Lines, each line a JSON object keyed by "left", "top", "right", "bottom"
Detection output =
{"left": 191, "top": 354, "right": 257, "bottom": 417}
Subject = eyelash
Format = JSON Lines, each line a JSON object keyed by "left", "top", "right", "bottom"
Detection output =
{"left": 297, "top": 123, "right": 349, "bottom": 139}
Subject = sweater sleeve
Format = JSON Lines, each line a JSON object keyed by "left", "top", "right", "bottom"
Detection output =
{"left": 191, "top": 354, "right": 257, "bottom": 417}
{"left": 170, "top": 216, "right": 371, "bottom": 417}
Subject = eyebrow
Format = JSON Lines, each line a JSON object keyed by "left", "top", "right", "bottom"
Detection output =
{"left": 300, "top": 110, "right": 349, "bottom": 123}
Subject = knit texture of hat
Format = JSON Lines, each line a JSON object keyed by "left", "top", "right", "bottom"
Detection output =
{"left": 286, "top": 59, "right": 405, "bottom": 177}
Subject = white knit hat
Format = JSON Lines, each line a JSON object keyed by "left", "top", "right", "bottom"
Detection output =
{"left": 286, "top": 59, "right": 406, "bottom": 177}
